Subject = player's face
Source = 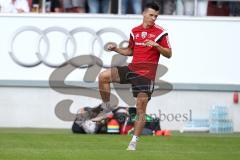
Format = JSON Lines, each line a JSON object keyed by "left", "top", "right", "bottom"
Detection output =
{"left": 143, "top": 8, "right": 159, "bottom": 27}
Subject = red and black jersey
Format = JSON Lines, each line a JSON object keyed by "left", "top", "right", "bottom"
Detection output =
{"left": 128, "top": 23, "right": 171, "bottom": 80}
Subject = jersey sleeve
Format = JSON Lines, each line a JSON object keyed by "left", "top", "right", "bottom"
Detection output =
{"left": 155, "top": 32, "right": 171, "bottom": 49}
{"left": 158, "top": 35, "right": 171, "bottom": 49}
{"left": 128, "top": 33, "right": 134, "bottom": 49}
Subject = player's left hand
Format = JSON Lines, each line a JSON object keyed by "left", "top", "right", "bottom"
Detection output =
{"left": 144, "top": 39, "right": 159, "bottom": 47}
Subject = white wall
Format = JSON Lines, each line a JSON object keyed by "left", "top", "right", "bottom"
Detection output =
{"left": 0, "top": 87, "right": 239, "bottom": 131}
{"left": 0, "top": 14, "right": 240, "bottom": 84}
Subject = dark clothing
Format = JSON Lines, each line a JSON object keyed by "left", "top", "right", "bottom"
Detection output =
{"left": 32, "top": 0, "right": 61, "bottom": 12}
{"left": 117, "top": 66, "right": 154, "bottom": 100}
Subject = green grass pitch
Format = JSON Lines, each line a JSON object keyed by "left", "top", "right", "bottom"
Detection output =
{"left": 0, "top": 128, "right": 240, "bottom": 160}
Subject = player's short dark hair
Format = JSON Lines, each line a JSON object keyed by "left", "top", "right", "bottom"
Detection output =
{"left": 144, "top": 2, "right": 160, "bottom": 12}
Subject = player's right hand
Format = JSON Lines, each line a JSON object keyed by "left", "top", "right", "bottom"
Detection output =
{"left": 104, "top": 42, "right": 117, "bottom": 52}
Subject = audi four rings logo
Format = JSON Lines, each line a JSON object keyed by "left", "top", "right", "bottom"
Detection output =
{"left": 9, "top": 26, "right": 129, "bottom": 68}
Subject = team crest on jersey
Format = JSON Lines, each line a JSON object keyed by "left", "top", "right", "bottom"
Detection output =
{"left": 141, "top": 32, "right": 148, "bottom": 39}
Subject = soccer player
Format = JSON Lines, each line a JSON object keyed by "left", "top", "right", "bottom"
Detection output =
{"left": 92, "top": 2, "right": 172, "bottom": 151}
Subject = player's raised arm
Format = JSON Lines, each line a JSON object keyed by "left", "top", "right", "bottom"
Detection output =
{"left": 106, "top": 42, "right": 133, "bottom": 56}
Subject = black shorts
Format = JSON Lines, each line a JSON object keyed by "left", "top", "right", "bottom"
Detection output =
{"left": 117, "top": 66, "right": 154, "bottom": 101}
